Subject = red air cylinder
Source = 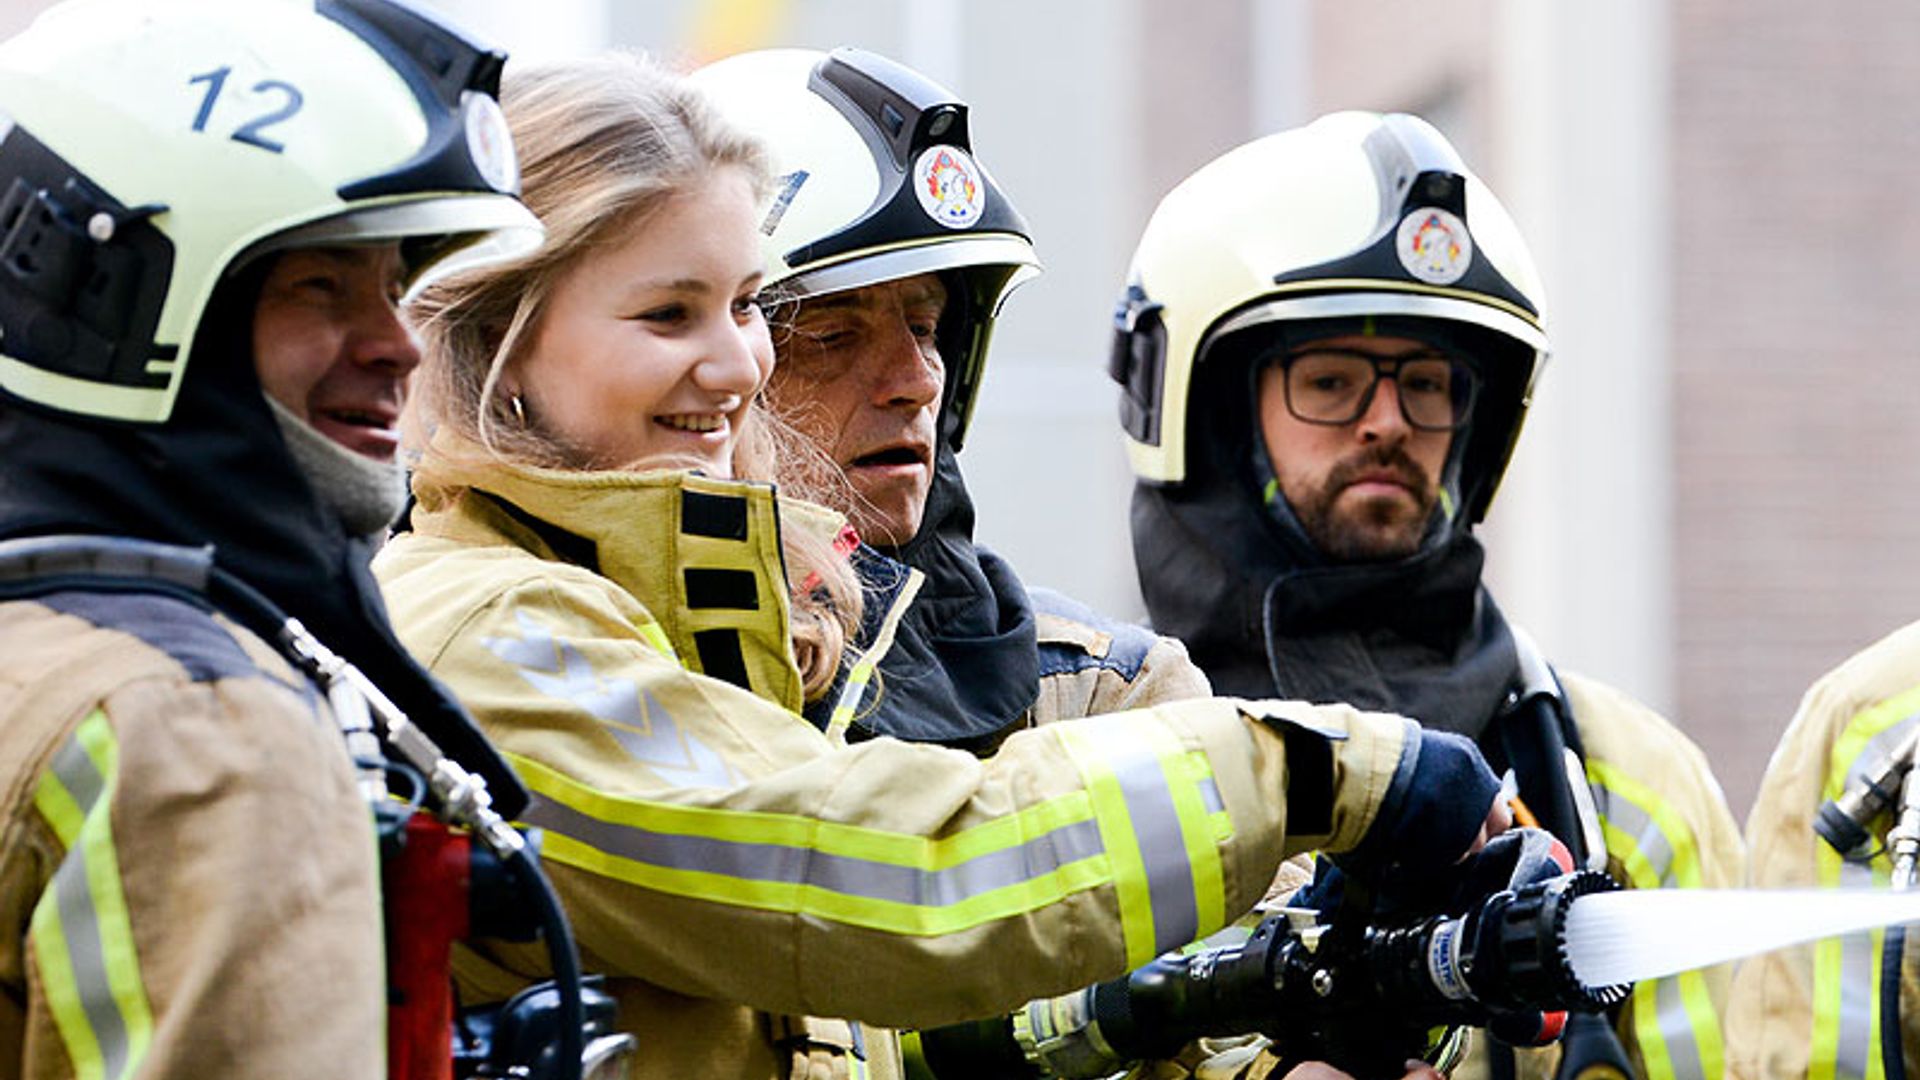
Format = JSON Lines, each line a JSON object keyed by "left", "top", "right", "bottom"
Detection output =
{"left": 384, "top": 814, "right": 472, "bottom": 1080}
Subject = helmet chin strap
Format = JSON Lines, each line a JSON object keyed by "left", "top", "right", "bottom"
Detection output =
{"left": 265, "top": 396, "right": 408, "bottom": 537}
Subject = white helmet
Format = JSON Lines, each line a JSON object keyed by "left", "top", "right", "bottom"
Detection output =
{"left": 1112, "top": 111, "right": 1548, "bottom": 523}
{"left": 689, "top": 47, "right": 1040, "bottom": 447}
{"left": 0, "top": 0, "right": 541, "bottom": 424}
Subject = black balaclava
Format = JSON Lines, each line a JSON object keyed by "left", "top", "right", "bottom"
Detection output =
{"left": 1133, "top": 315, "right": 1519, "bottom": 739}
{"left": 826, "top": 274, "right": 1040, "bottom": 753}
{"left": 0, "top": 263, "right": 526, "bottom": 812}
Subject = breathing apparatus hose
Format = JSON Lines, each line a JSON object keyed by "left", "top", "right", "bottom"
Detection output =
{"left": 502, "top": 839, "right": 587, "bottom": 1079}
{"left": 1491, "top": 635, "right": 1633, "bottom": 1080}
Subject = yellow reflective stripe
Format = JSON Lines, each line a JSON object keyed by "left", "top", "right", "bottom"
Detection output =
{"left": 538, "top": 827, "right": 1110, "bottom": 934}
{"left": 1057, "top": 713, "right": 1223, "bottom": 965}
{"left": 31, "top": 775, "right": 106, "bottom": 1080}
{"left": 28, "top": 711, "right": 153, "bottom": 1080}
{"left": 1814, "top": 698, "right": 1920, "bottom": 1080}
{"left": 824, "top": 660, "right": 875, "bottom": 745}
{"left": 1055, "top": 722, "right": 1157, "bottom": 966}
{"left": 825, "top": 569, "right": 922, "bottom": 746}
{"left": 1587, "top": 758, "right": 1722, "bottom": 1080}
{"left": 512, "top": 751, "right": 1114, "bottom": 935}
{"left": 1827, "top": 687, "right": 1920, "bottom": 804}
{"left": 513, "top": 750, "right": 1096, "bottom": 862}
{"left": 633, "top": 618, "right": 676, "bottom": 662}
{"left": 1170, "top": 750, "right": 1227, "bottom": 935}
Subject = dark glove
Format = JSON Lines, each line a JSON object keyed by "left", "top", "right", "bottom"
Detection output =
{"left": 1333, "top": 724, "right": 1501, "bottom": 888}
{"left": 1449, "top": 827, "right": 1577, "bottom": 1048}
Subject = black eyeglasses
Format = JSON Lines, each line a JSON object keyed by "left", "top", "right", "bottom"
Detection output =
{"left": 1276, "top": 347, "right": 1480, "bottom": 432}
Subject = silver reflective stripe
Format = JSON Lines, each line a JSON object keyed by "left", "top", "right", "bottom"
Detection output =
{"left": 1836, "top": 852, "right": 1875, "bottom": 1080}
{"left": 1601, "top": 793, "right": 1674, "bottom": 885}
{"left": 1081, "top": 719, "right": 1201, "bottom": 953}
{"left": 1198, "top": 777, "right": 1225, "bottom": 816}
{"left": 47, "top": 736, "right": 134, "bottom": 1079}
{"left": 524, "top": 798, "right": 1107, "bottom": 909}
{"left": 1653, "top": 972, "right": 1706, "bottom": 1080}
{"left": 1597, "top": 775, "right": 1700, "bottom": 1078}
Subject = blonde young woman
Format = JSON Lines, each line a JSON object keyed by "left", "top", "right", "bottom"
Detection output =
{"left": 375, "top": 52, "right": 1507, "bottom": 1080}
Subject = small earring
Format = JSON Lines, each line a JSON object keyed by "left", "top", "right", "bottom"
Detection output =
{"left": 510, "top": 393, "right": 527, "bottom": 425}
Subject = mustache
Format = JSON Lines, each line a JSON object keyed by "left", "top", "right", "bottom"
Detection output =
{"left": 1324, "top": 446, "right": 1429, "bottom": 493}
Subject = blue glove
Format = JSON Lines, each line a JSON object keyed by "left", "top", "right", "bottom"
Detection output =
{"left": 1334, "top": 724, "right": 1501, "bottom": 888}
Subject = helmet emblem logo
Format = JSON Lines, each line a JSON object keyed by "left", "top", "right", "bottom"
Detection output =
{"left": 913, "top": 145, "right": 986, "bottom": 229}
{"left": 464, "top": 92, "right": 520, "bottom": 194}
{"left": 1395, "top": 207, "right": 1473, "bottom": 285}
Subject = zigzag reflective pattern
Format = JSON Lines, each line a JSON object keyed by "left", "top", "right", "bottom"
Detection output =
{"left": 484, "top": 610, "right": 735, "bottom": 789}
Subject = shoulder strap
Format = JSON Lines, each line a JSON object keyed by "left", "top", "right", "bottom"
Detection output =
{"left": 1493, "top": 624, "right": 1606, "bottom": 872}
{"left": 0, "top": 533, "right": 216, "bottom": 608}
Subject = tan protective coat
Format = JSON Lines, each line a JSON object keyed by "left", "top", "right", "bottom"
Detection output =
{"left": 0, "top": 594, "right": 382, "bottom": 1079}
{"left": 1729, "top": 619, "right": 1920, "bottom": 1080}
{"left": 376, "top": 435, "right": 1423, "bottom": 1080}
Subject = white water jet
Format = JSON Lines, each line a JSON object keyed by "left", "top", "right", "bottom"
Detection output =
{"left": 1564, "top": 888, "right": 1920, "bottom": 988}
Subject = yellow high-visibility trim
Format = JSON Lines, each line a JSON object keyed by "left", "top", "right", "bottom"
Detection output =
{"left": 1812, "top": 689, "right": 1920, "bottom": 1080}
{"left": 30, "top": 775, "right": 106, "bottom": 1080}
{"left": 34, "top": 761, "right": 86, "bottom": 847}
{"left": 1055, "top": 722, "right": 1156, "bottom": 967}
{"left": 1170, "top": 750, "right": 1227, "bottom": 936}
{"left": 634, "top": 619, "right": 676, "bottom": 662}
{"left": 73, "top": 715, "right": 154, "bottom": 1069}
{"left": 826, "top": 569, "right": 923, "bottom": 746}
{"left": 1826, "top": 686, "right": 1920, "bottom": 807}
{"left": 538, "top": 829, "right": 1110, "bottom": 936}
{"left": 1588, "top": 759, "right": 1723, "bottom": 1080}
{"left": 824, "top": 661, "right": 875, "bottom": 744}
{"left": 508, "top": 750, "right": 1097, "bottom": 867}
{"left": 28, "top": 712, "right": 154, "bottom": 1079}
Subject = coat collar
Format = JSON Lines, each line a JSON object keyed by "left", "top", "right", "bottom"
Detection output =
{"left": 409, "top": 430, "right": 846, "bottom": 714}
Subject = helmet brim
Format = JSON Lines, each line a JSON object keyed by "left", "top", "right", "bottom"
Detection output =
{"left": 1207, "top": 289, "right": 1548, "bottom": 357}
{"left": 228, "top": 193, "right": 544, "bottom": 289}
{"left": 777, "top": 232, "right": 1040, "bottom": 307}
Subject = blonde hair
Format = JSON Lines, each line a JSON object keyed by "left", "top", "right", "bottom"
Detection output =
{"left": 409, "top": 52, "right": 860, "bottom": 700}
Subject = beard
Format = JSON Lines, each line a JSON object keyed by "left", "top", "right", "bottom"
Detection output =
{"left": 1289, "top": 445, "right": 1438, "bottom": 562}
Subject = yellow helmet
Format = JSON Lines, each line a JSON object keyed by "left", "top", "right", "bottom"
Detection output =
{"left": 1111, "top": 111, "right": 1547, "bottom": 522}
{"left": 0, "top": 0, "right": 541, "bottom": 424}
{"left": 689, "top": 47, "right": 1040, "bottom": 448}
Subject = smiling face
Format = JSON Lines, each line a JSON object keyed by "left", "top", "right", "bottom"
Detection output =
{"left": 768, "top": 273, "right": 948, "bottom": 547}
{"left": 251, "top": 243, "right": 419, "bottom": 464}
{"left": 1257, "top": 333, "right": 1454, "bottom": 561}
{"left": 507, "top": 166, "right": 773, "bottom": 475}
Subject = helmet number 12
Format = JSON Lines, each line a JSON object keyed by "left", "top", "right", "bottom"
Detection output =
{"left": 188, "top": 66, "right": 305, "bottom": 154}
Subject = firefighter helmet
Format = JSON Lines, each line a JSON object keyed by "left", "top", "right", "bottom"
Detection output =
{"left": 1111, "top": 111, "right": 1547, "bottom": 523}
{"left": 689, "top": 46, "right": 1039, "bottom": 448}
{"left": 0, "top": 0, "right": 541, "bottom": 424}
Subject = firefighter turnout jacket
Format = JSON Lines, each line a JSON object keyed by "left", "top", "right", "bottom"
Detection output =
{"left": 374, "top": 432, "right": 1443, "bottom": 1080}
{"left": 1728, "top": 618, "right": 1920, "bottom": 1080}
{"left": 0, "top": 580, "right": 383, "bottom": 1078}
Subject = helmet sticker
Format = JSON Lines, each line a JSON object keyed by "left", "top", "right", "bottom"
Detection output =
{"left": 463, "top": 92, "right": 518, "bottom": 194}
{"left": 761, "top": 169, "right": 809, "bottom": 235}
{"left": 913, "top": 145, "right": 986, "bottom": 229}
{"left": 1395, "top": 207, "right": 1473, "bottom": 285}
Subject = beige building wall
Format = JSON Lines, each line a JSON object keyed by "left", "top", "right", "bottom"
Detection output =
{"left": 1669, "top": 0, "right": 1920, "bottom": 813}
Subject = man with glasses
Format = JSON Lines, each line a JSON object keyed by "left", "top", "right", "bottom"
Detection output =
{"left": 1106, "top": 113, "right": 1743, "bottom": 1079}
